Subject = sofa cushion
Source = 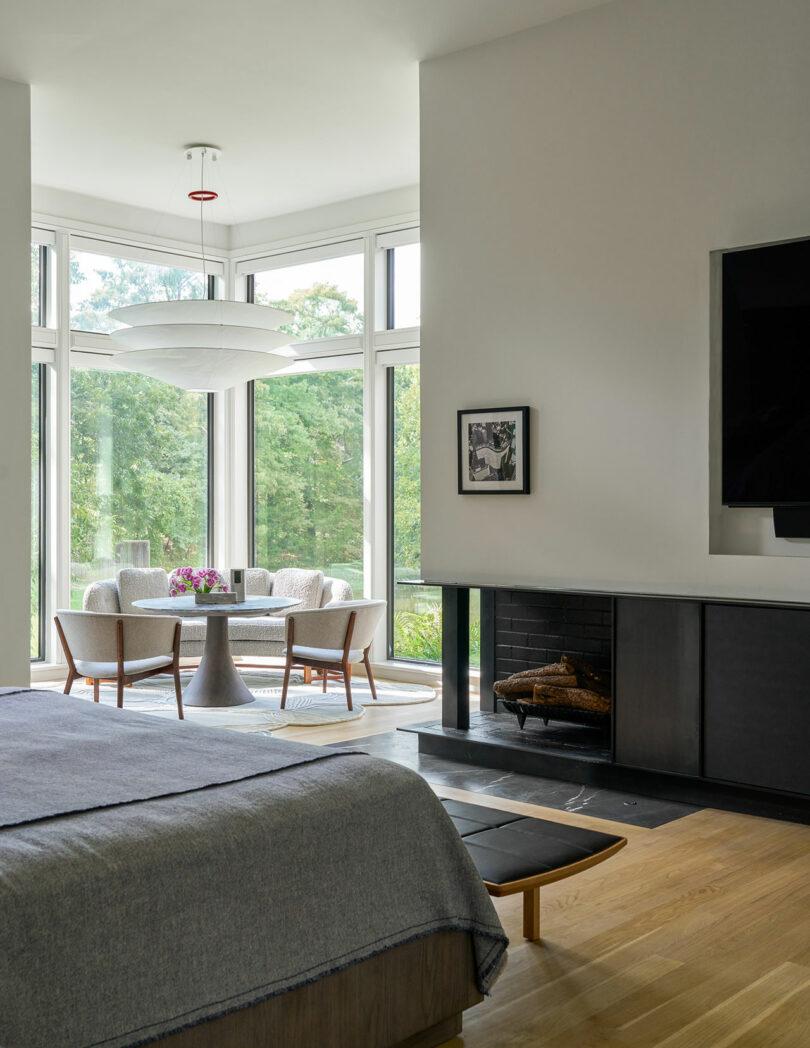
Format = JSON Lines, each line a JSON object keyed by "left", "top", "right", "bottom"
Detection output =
{"left": 245, "top": 568, "right": 272, "bottom": 596}
{"left": 117, "top": 568, "right": 169, "bottom": 615}
{"left": 321, "top": 577, "right": 353, "bottom": 605}
{"left": 179, "top": 619, "right": 207, "bottom": 643}
{"left": 270, "top": 569, "right": 324, "bottom": 616}
{"left": 229, "top": 618, "right": 286, "bottom": 642}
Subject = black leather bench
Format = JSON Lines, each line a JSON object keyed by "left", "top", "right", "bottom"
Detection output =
{"left": 441, "top": 798, "right": 627, "bottom": 941}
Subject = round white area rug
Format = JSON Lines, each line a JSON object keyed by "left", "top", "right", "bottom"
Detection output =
{"left": 70, "top": 669, "right": 436, "bottom": 732}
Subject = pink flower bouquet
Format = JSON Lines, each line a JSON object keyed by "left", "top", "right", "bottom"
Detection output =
{"left": 169, "top": 566, "right": 229, "bottom": 597}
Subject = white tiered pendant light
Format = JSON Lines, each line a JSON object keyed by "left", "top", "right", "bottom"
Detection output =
{"left": 109, "top": 146, "right": 293, "bottom": 392}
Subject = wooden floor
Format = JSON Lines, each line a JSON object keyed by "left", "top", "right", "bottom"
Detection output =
{"left": 279, "top": 695, "right": 810, "bottom": 1048}
{"left": 43, "top": 675, "right": 810, "bottom": 1046}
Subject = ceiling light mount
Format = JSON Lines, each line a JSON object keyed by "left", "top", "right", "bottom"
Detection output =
{"left": 185, "top": 144, "right": 221, "bottom": 202}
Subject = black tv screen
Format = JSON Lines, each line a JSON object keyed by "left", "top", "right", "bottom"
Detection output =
{"left": 722, "top": 237, "right": 810, "bottom": 506}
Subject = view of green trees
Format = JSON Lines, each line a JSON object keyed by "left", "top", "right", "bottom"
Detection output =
{"left": 390, "top": 366, "right": 480, "bottom": 665}
{"left": 69, "top": 254, "right": 209, "bottom": 607}
{"left": 253, "top": 369, "right": 364, "bottom": 591}
{"left": 70, "top": 252, "right": 205, "bottom": 334}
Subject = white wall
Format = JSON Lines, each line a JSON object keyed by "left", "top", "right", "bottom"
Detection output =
{"left": 0, "top": 77, "right": 32, "bottom": 683}
{"left": 419, "top": 0, "right": 810, "bottom": 601}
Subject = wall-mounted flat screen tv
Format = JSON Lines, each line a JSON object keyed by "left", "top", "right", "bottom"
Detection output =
{"left": 723, "top": 237, "right": 810, "bottom": 506}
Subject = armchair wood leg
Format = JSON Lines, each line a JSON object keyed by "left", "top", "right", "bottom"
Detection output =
{"left": 93, "top": 679, "right": 99, "bottom": 703}
{"left": 323, "top": 670, "right": 328, "bottom": 693}
{"left": 173, "top": 667, "right": 184, "bottom": 720}
{"left": 303, "top": 666, "right": 313, "bottom": 685}
{"left": 343, "top": 659, "right": 353, "bottom": 711}
{"left": 64, "top": 672, "right": 76, "bottom": 696}
{"left": 281, "top": 658, "right": 292, "bottom": 710}
{"left": 363, "top": 652, "right": 378, "bottom": 702}
{"left": 116, "top": 679, "right": 124, "bottom": 708}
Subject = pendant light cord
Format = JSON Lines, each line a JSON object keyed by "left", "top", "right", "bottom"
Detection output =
{"left": 199, "top": 151, "right": 207, "bottom": 280}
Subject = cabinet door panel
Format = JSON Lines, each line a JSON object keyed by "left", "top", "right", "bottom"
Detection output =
{"left": 615, "top": 598, "right": 701, "bottom": 775}
{"left": 704, "top": 604, "right": 810, "bottom": 795}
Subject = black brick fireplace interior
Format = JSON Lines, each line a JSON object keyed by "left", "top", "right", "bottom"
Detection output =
{"left": 494, "top": 590, "right": 612, "bottom": 680}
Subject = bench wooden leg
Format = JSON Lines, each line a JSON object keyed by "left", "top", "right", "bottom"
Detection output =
{"left": 523, "top": 887, "right": 540, "bottom": 941}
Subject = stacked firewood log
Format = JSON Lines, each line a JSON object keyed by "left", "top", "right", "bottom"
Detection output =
{"left": 493, "top": 654, "right": 611, "bottom": 715}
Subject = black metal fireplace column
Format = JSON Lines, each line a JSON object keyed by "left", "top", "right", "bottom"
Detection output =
{"left": 440, "top": 585, "right": 497, "bottom": 728}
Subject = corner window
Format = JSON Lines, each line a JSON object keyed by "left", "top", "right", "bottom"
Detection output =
{"left": 252, "top": 370, "right": 364, "bottom": 593}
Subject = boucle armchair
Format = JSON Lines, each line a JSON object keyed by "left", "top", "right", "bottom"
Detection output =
{"left": 82, "top": 567, "right": 354, "bottom": 660}
{"left": 55, "top": 609, "right": 184, "bottom": 719}
{"left": 281, "top": 600, "right": 387, "bottom": 711}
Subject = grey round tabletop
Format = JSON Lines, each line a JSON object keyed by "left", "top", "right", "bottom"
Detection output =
{"left": 133, "top": 595, "right": 299, "bottom": 617}
{"left": 131, "top": 594, "right": 300, "bottom": 708}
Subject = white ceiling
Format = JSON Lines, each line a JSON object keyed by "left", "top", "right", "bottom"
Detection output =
{"left": 0, "top": 0, "right": 609, "bottom": 224}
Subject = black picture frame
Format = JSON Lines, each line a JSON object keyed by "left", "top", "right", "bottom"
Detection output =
{"left": 457, "top": 406, "right": 530, "bottom": 494}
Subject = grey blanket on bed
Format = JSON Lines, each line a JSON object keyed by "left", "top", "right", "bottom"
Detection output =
{"left": 0, "top": 689, "right": 507, "bottom": 1048}
{"left": 0, "top": 689, "right": 353, "bottom": 827}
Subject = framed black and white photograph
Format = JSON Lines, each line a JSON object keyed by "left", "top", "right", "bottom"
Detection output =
{"left": 457, "top": 406, "right": 530, "bottom": 494}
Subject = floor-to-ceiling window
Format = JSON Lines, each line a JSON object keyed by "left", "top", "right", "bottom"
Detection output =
{"left": 252, "top": 370, "right": 364, "bottom": 591}
{"left": 69, "top": 243, "right": 213, "bottom": 608}
{"left": 69, "top": 367, "right": 211, "bottom": 607}
{"left": 30, "top": 363, "right": 45, "bottom": 660}
{"left": 30, "top": 233, "right": 51, "bottom": 661}
{"left": 383, "top": 239, "right": 479, "bottom": 666}
{"left": 247, "top": 242, "right": 366, "bottom": 593}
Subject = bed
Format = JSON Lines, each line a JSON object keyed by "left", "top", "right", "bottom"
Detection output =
{"left": 0, "top": 688, "right": 507, "bottom": 1048}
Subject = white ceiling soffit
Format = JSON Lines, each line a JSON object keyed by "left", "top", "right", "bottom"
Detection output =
{"left": 3, "top": 1, "right": 607, "bottom": 223}
{"left": 1, "top": 0, "right": 611, "bottom": 225}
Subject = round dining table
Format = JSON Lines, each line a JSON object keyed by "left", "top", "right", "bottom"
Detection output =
{"left": 133, "top": 595, "right": 300, "bottom": 708}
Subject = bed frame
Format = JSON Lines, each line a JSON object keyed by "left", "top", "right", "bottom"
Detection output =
{"left": 157, "top": 930, "right": 482, "bottom": 1048}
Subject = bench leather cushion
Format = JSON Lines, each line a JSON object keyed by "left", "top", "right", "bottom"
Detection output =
{"left": 441, "top": 798, "right": 624, "bottom": 886}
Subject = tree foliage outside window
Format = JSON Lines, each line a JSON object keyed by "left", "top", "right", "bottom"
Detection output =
{"left": 253, "top": 369, "right": 364, "bottom": 591}
{"left": 70, "top": 368, "right": 209, "bottom": 607}
{"left": 68, "top": 253, "right": 210, "bottom": 608}
{"left": 31, "top": 245, "right": 40, "bottom": 326}
{"left": 258, "top": 281, "right": 363, "bottom": 341}
{"left": 252, "top": 278, "right": 365, "bottom": 590}
{"left": 253, "top": 252, "right": 364, "bottom": 341}
{"left": 391, "top": 365, "right": 480, "bottom": 665}
{"left": 70, "top": 252, "right": 206, "bottom": 334}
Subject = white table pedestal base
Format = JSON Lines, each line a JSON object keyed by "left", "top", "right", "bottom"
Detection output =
{"left": 182, "top": 616, "right": 255, "bottom": 708}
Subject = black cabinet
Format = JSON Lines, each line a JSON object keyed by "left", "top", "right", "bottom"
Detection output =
{"left": 614, "top": 598, "right": 701, "bottom": 775}
{"left": 704, "top": 604, "right": 810, "bottom": 795}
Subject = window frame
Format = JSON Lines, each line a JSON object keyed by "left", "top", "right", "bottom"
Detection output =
{"left": 30, "top": 362, "right": 47, "bottom": 662}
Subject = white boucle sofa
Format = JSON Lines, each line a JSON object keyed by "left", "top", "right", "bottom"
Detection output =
{"left": 82, "top": 567, "right": 353, "bottom": 659}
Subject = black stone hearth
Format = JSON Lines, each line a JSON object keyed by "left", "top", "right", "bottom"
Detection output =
{"left": 332, "top": 729, "right": 697, "bottom": 828}
{"left": 430, "top": 710, "right": 612, "bottom": 762}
